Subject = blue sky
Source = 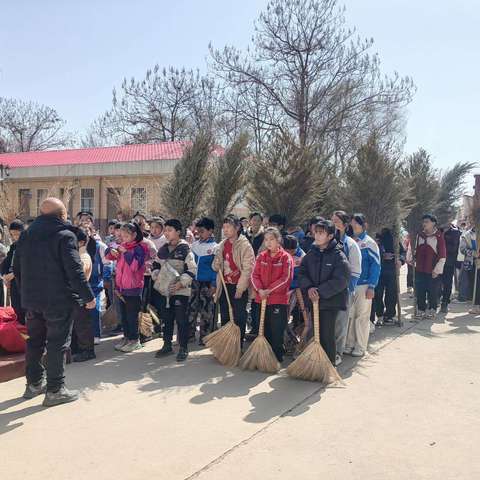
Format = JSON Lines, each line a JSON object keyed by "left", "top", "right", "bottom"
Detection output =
{"left": 0, "top": 0, "right": 478, "bottom": 172}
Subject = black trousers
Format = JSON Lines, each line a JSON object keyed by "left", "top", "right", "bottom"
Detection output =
{"left": 10, "top": 281, "right": 25, "bottom": 325}
{"left": 160, "top": 295, "right": 189, "bottom": 349}
{"left": 263, "top": 304, "right": 288, "bottom": 362}
{"left": 25, "top": 307, "right": 74, "bottom": 392}
{"left": 415, "top": 272, "right": 440, "bottom": 311}
{"left": 407, "top": 265, "right": 414, "bottom": 288}
{"left": 119, "top": 295, "right": 141, "bottom": 341}
{"left": 374, "top": 271, "right": 397, "bottom": 319}
{"left": 71, "top": 304, "right": 94, "bottom": 354}
{"left": 219, "top": 283, "right": 248, "bottom": 345}
{"left": 441, "top": 264, "right": 456, "bottom": 305}
{"left": 250, "top": 301, "right": 259, "bottom": 335}
{"left": 318, "top": 309, "right": 338, "bottom": 365}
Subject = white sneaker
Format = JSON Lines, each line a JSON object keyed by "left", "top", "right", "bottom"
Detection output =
{"left": 94, "top": 337, "right": 101, "bottom": 345}
{"left": 114, "top": 338, "right": 128, "bottom": 351}
{"left": 369, "top": 322, "right": 376, "bottom": 335}
{"left": 335, "top": 354, "right": 343, "bottom": 366}
{"left": 351, "top": 349, "right": 365, "bottom": 357}
{"left": 376, "top": 316, "right": 384, "bottom": 326}
{"left": 414, "top": 310, "right": 426, "bottom": 320}
{"left": 343, "top": 347, "right": 353, "bottom": 356}
{"left": 426, "top": 309, "right": 436, "bottom": 319}
{"left": 120, "top": 340, "right": 142, "bottom": 353}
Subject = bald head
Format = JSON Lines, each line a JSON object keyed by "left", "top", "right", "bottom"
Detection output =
{"left": 40, "top": 197, "right": 67, "bottom": 220}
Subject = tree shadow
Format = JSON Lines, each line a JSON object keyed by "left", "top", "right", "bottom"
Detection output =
{"left": 190, "top": 368, "right": 271, "bottom": 405}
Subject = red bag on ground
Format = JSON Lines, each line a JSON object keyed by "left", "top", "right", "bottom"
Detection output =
{"left": 0, "top": 307, "right": 27, "bottom": 353}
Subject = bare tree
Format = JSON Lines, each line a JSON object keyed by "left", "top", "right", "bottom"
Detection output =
{"left": 0, "top": 98, "right": 70, "bottom": 152}
{"left": 161, "top": 133, "right": 212, "bottom": 228}
{"left": 207, "top": 133, "right": 249, "bottom": 239}
{"left": 210, "top": 0, "right": 415, "bottom": 152}
{"left": 99, "top": 66, "right": 206, "bottom": 144}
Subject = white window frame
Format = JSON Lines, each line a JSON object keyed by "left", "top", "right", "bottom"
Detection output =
{"left": 80, "top": 188, "right": 95, "bottom": 215}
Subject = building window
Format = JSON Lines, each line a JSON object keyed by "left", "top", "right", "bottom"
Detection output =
{"left": 18, "top": 189, "right": 31, "bottom": 220}
{"left": 80, "top": 188, "right": 95, "bottom": 214}
{"left": 36, "top": 189, "right": 48, "bottom": 215}
{"left": 131, "top": 187, "right": 147, "bottom": 213}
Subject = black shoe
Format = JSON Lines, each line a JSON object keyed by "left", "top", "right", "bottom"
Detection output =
{"left": 383, "top": 317, "right": 395, "bottom": 325}
{"left": 140, "top": 334, "right": 153, "bottom": 344}
{"left": 198, "top": 338, "right": 205, "bottom": 347}
{"left": 155, "top": 343, "right": 173, "bottom": 358}
{"left": 42, "top": 386, "right": 79, "bottom": 407}
{"left": 23, "top": 379, "right": 47, "bottom": 399}
{"left": 176, "top": 348, "right": 189, "bottom": 362}
{"left": 440, "top": 303, "right": 448, "bottom": 314}
{"left": 72, "top": 350, "right": 96, "bottom": 362}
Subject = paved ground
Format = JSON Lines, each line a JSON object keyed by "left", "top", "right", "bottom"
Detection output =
{"left": 1, "top": 289, "right": 479, "bottom": 480}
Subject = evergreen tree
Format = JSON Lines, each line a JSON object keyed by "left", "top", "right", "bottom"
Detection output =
{"left": 207, "top": 133, "right": 249, "bottom": 239}
{"left": 161, "top": 132, "right": 212, "bottom": 228}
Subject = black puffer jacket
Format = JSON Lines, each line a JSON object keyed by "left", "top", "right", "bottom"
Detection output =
{"left": 443, "top": 225, "right": 461, "bottom": 266}
{"left": 13, "top": 215, "right": 94, "bottom": 311}
{"left": 298, "top": 239, "right": 350, "bottom": 311}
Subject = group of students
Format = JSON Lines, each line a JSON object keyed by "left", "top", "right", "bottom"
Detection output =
{"left": 405, "top": 214, "right": 480, "bottom": 317}
{"left": 60, "top": 209, "right": 390, "bottom": 368}
{"left": 12, "top": 206, "right": 456, "bottom": 369}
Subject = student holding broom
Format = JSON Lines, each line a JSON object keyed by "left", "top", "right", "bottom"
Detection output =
{"left": 212, "top": 215, "right": 255, "bottom": 348}
{"left": 251, "top": 227, "right": 294, "bottom": 362}
{"left": 297, "top": 220, "right": 350, "bottom": 364}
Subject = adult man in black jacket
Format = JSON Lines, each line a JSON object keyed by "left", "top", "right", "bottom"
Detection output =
{"left": 298, "top": 220, "right": 350, "bottom": 363}
{"left": 14, "top": 198, "right": 95, "bottom": 407}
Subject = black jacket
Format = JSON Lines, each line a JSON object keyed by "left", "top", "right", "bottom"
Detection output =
{"left": 245, "top": 229, "right": 265, "bottom": 257}
{"left": 1, "top": 242, "right": 16, "bottom": 276}
{"left": 298, "top": 239, "right": 350, "bottom": 311}
{"left": 443, "top": 226, "right": 461, "bottom": 266}
{"left": 13, "top": 215, "right": 94, "bottom": 311}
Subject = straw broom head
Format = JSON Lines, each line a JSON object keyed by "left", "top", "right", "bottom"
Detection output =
{"left": 239, "top": 299, "right": 280, "bottom": 374}
{"left": 287, "top": 300, "right": 342, "bottom": 384}
{"left": 204, "top": 271, "right": 241, "bottom": 367}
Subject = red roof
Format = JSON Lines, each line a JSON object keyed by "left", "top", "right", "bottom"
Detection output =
{"left": 0, "top": 142, "right": 190, "bottom": 168}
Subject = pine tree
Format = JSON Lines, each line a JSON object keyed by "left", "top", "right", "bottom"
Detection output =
{"left": 434, "top": 162, "right": 476, "bottom": 226}
{"left": 246, "top": 134, "right": 328, "bottom": 227}
{"left": 207, "top": 133, "right": 249, "bottom": 239}
{"left": 161, "top": 132, "right": 212, "bottom": 228}
{"left": 342, "top": 136, "right": 409, "bottom": 235}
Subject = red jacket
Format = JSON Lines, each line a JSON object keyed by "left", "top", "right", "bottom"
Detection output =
{"left": 251, "top": 248, "right": 294, "bottom": 305}
{"left": 415, "top": 230, "right": 446, "bottom": 275}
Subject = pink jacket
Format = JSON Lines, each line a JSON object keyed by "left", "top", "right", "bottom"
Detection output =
{"left": 106, "top": 241, "right": 150, "bottom": 296}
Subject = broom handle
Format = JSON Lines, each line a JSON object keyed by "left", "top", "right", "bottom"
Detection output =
{"left": 218, "top": 270, "right": 235, "bottom": 322}
{"left": 258, "top": 299, "right": 267, "bottom": 337}
{"left": 313, "top": 300, "right": 320, "bottom": 344}
{"left": 296, "top": 289, "right": 309, "bottom": 324}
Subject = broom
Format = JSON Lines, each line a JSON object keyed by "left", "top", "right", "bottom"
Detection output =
{"left": 295, "top": 289, "right": 311, "bottom": 355}
{"left": 204, "top": 271, "right": 241, "bottom": 367}
{"left": 287, "top": 299, "right": 342, "bottom": 384}
{"left": 239, "top": 299, "right": 280, "bottom": 373}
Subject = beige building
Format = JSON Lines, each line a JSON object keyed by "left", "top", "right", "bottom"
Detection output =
{"left": 0, "top": 142, "right": 192, "bottom": 230}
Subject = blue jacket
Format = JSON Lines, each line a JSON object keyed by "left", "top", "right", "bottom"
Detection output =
{"left": 355, "top": 232, "right": 381, "bottom": 289}
{"left": 191, "top": 237, "right": 217, "bottom": 284}
{"left": 290, "top": 246, "right": 305, "bottom": 290}
{"left": 89, "top": 240, "right": 105, "bottom": 295}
